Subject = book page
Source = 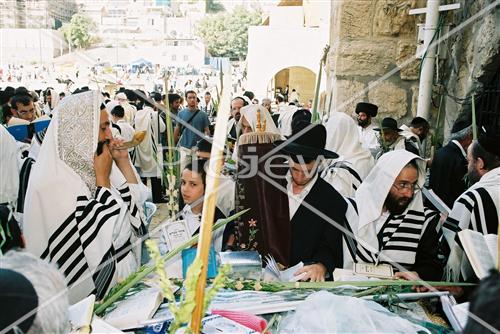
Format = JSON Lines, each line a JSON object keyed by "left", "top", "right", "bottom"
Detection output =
{"left": 103, "top": 288, "right": 163, "bottom": 330}
{"left": 162, "top": 220, "right": 190, "bottom": 251}
{"left": 68, "top": 295, "right": 95, "bottom": 334}
{"left": 354, "top": 263, "right": 394, "bottom": 279}
{"left": 459, "top": 230, "right": 495, "bottom": 279}
{"left": 202, "top": 315, "right": 258, "bottom": 334}
{"left": 280, "top": 262, "right": 305, "bottom": 282}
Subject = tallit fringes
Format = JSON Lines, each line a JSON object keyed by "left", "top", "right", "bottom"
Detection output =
{"left": 238, "top": 132, "right": 281, "bottom": 146}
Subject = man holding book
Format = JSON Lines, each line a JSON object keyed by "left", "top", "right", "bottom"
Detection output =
{"left": 343, "top": 150, "right": 443, "bottom": 281}
{"left": 274, "top": 123, "right": 347, "bottom": 282}
{"left": 443, "top": 130, "right": 500, "bottom": 282}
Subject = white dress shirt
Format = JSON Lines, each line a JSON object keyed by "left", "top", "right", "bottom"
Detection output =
{"left": 286, "top": 172, "right": 318, "bottom": 219}
{"left": 358, "top": 123, "right": 379, "bottom": 154}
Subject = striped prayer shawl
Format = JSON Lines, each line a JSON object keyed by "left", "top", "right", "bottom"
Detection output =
{"left": 344, "top": 197, "right": 439, "bottom": 270}
{"left": 443, "top": 168, "right": 499, "bottom": 281}
{"left": 40, "top": 185, "right": 146, "bottom": 300}
{"left": 17, "top": 157, "right": 35, "bottom": 213}
{"left": 321, "top": 161, "right": 362, "bottom": 197}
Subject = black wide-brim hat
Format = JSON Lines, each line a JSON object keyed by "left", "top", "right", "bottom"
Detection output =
{"left": 274, "top": 122, "right": 339, "bottom": 159}
{"left": 374, "top": 117, "right": 402, "bottom": 132}
{"left": 355, "top": 102, "right": 378, "bottom": 117}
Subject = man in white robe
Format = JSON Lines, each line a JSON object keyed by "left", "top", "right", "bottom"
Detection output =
{"left": 134, "top": 98, "right": 166, "bottom": 203}
{"left": 24, "top": 91, "right": 147, "bottom": 303}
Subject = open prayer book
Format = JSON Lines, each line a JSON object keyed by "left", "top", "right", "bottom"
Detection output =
{"left": 7, "top": 117, "right": 50, "bottom": 141}
{"left": 458, "top": 230, "right": 498, "bottom": 279}
{"left": 103, "top": 287, "right": 163, "bottom": 330}
{"left": 440, "top": 295, "right": 469, "bottom": 332}
{"left": 68, "top": 295, "right": 95, "bottom": 334}
{"left": 263, "top": 255, "right": 306, "bottom": 282}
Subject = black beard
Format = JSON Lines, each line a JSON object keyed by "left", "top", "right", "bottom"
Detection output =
{"left": 467, "top": 169, "right": 481, "bottom": 186}
{"left": 384, "top": 192, "right": 412, "bottom": 215}
{"left": 96, "top": 139, "right": 110, "bottom": 156}
{"left": 358, "top": 118, "right": 369, "bottom": 127}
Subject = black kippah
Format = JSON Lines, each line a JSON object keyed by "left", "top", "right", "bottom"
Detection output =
{"left": 0, "top": 268, "right": 38, "bottom": 333}
{"left": 478, "top": 131, "right": 500, "bottom": 158}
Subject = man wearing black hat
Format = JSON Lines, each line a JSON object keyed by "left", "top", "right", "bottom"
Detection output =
{"left": 443, "top": 129, "right": 500, "bottom": 282}
{"left": 275, "top": 123, "right": 347, "bottom": 281}
{"left": 356, "top": 102, "right": 379, "bottom": 155}
{"left": 428, "top": 116, "right": 473, "bottom": 208}
{"left": 374, "top": 117, "right": 419, "bottom": 159}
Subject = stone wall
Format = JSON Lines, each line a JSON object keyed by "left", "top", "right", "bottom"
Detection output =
{"left": 325, "top": 0, "right": 500, "bottom": 142}
{"left": 325, "top": 0, "right": 425, "bottom": 125}
{"left": 440, "top": 0, "right": 500, "bottom": 140}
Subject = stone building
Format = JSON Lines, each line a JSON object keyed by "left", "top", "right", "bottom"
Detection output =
{"left": 325, "top": 0, "right": 424, "bottom": 124}
{"left": 325, "top": 0, "right": 500, "bottom": 142}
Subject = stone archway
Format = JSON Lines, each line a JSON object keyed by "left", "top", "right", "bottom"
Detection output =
{"left": 268, "top": 66, "right": 316, "bottom": 105}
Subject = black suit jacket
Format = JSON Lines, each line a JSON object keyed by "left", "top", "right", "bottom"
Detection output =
{"left": 429, "top": 141, "right": 467, "bottom": 208}
{"left": 290, "top": 177, "right": 347, "bottom": 276}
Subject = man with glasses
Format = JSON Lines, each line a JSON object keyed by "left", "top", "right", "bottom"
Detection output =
{"left": 343, "top": 150, "right": 442, "bottom": 281}
{"left": 10, "top": 93, "right": 35, "bottom": 123}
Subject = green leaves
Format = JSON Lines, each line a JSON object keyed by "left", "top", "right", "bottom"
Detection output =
{"left": 196, "top": 6, "right": 261, "bottom": 60}
{"left": 60, "top": 14, "right": 96, "bottom": 49}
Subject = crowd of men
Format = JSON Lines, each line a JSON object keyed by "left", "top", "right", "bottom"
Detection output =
{"left": 0, "top": 81, "right": 499, "bottom": 333}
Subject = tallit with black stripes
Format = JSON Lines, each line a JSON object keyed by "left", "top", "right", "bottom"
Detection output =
{"left": 443, "top": 166, "right": 500, "bottom": 281}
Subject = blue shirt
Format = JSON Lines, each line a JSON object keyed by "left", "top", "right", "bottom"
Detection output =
{"left": 177, "top": 108, "right": 209, "bottom": 148}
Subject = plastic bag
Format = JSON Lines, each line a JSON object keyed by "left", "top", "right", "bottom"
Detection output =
{"left": 279, "top": 291, "right": 430, "bottom": 333}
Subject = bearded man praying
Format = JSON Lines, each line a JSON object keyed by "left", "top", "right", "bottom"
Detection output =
{"left": 343, "top": 150, "right": 443, "bottom": 281}
{"left": 23, "top": 91, "right": 147, "bottom": 303}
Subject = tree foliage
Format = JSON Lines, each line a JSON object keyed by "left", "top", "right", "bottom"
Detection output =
{"left": 60, "top": 14, "right": 96, "bottom": 49}
{"left": 206, "top": 0, "right": 225, "bottom": 13}
{"left": 196, "top": 6, "right": 261, "bottom": 60}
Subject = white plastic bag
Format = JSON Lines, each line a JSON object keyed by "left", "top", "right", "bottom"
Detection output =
{"left": 279, "top": 291, "right": 430, "bottom": 333}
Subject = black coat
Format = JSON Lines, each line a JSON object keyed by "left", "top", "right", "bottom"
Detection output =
{"left": 429, "top": 141, "right": 467, "bottom": 208}
{"left": 290, "top": 177, "right": 347, "bottom": 277}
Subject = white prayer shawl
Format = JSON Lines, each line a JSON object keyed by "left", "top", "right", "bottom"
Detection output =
{"left": 43, "top": 89, "right": 60, "bottom": 116}
{"left": 320, "top": 161, "right": 362, "bottom": 198}
{"left": 443, "top": 166, "right": 500, "bottom": 282}
{"left": 231, "top": 104, "right": 281, "bottom": 162}
{"left": 134, "top": 106, "right": 166, "bottom": 178}
{"left": 344, "top": 150, "right": 437, "bottom": 270}
{"left": 358, "top": 123, "right": 379, "bottom": 154}
{"left": 118, "top": 101, "right": 137, "bottom": 125}
{"left": 325, "top": 112, "right": 375, "bottom": 180}
{"left": 400, "top": 125, "right": 424, "bottom": 157}
{"left": 227, "top": 117, "right": 238, "bottom": 138}
{"left": 0, "top": 127, "right": 19, "bottom": 205}
{"left": 239, "top": 104, "right": 280, "bottom": 136}
{"left": 277, "top": 105, "right": 298, "bottom": 138}
{"left": 24, "top": 91, "right": 147, "bottom": 303}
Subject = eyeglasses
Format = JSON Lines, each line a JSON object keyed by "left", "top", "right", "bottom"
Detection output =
{"left": 392, "top": 182, "right": 421, "bottom": 193}
{"left": 18, "top": 110, "right": 34, "bottom": 115}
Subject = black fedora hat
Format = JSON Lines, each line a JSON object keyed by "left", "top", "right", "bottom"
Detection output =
{"left": 274, "top": 122, "right": 339, "bottom": 159}
{"left": 355, "top": 102, "right": 378, "bottom": 117}
{"left": 374, "top": 117, "right": 402, "bottom": 132}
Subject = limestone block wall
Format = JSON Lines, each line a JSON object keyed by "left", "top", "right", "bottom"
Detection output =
{"left": 440, "top": 0, "right": 500, "bottom": 140}
{"left": 325, "top": 0, "right": 425, "bottom": 124}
